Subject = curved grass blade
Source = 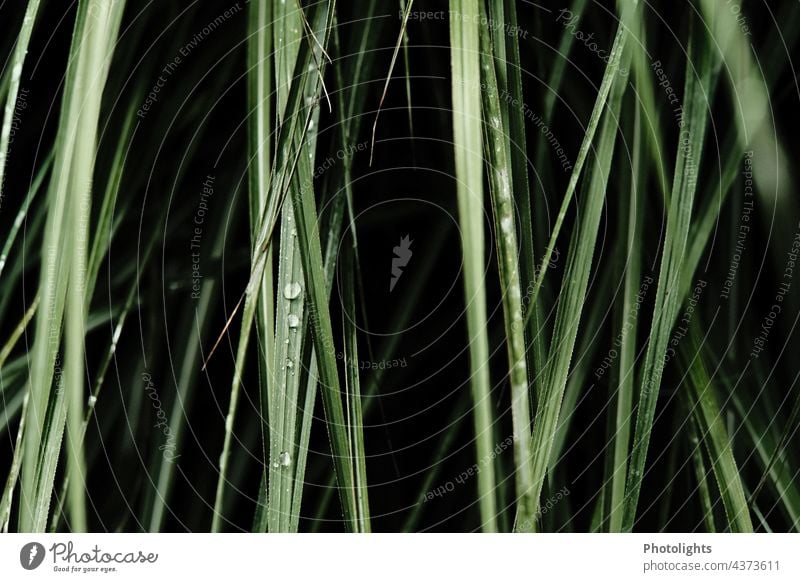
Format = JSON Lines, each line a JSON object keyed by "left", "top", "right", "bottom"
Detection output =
{"left": 20, "top": 0, "right": 126, "bottom": 532}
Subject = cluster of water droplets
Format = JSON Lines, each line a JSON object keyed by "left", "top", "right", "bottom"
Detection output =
{"left": 272, "top": 451, "right": 292, "bottom": 469}
{"left": 282, "top": 279, "right": 303, "bottom": 375}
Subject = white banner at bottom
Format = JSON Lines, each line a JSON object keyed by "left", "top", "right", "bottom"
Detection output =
{"left": 1, "top": 534, "right": 798, "bottom": 581}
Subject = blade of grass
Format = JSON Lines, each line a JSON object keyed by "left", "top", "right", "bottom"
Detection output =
{"left": 681, "top": 324, "right": 753, "bottom": 531}
{"left": 64, "top": 0, "right": 127, "bottom": 533}
{"left": 0, "top": 297, "right": 40, "bottom": 531}
{"left": 449, "top": 0, "right": 497, "bottom": 531}
{"left": 477, "top": 1, "right": 535, "bottom": 531}
{"left": 525, "top": 5, "right": 634, "bottom": 530}
{"left": 530, "top": 0, "right": 586, "bottom": 257}
{"left": 266, "top": 0, "right": 303, "bottom": 534}
{"left": 20, "top": 0, "right": 125, "bottom": 532}
{"left": 285, "top": 100, "right": 363, "bottom": 531}
{"left": 608, "top": 98, "right": 646, "bottom": 532}
{"left": 210, "top": 0, "right": 332, "bottom": 530}
{"left": 0, "top": 0, "right": 41, "bottom": 203}
{"left": 246, "top": 0, "right": 276, "bottom": 533}
{"left": 729, "top": 384, "right": 800, "bottom": 527}
{"left": 369, "top": 0, "right": 413, "bottom": 164}
{"left": 486, "top": 0, "right": 547, "bottom": 404}
{"left": 521, "top": 1, "right": 636, "bottom": 333}
{"left": 268, "top": 205, "right": 307, "bottom": 531}
{"left": 621, "top": 16, "right": 715, "bottom": 531}
{"left": 341, "top": 243, "right": 370, "bottom": 531}
{"left": 687, "top": 411, "right": 717, "bottom": 532}
{"left": 0, "top": 150, "right": 52, "bottom": 283}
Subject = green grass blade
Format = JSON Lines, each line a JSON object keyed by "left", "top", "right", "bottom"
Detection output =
{"left": 522, "top": 2, "right": 635, "bottom": 331}
{"left": 0, "top": 392, "right": 28, "bottom": 532}
{"left": 266, "top": 0, "right": 303, "bottom": 534}
{"left": 622, "top": 17, "right": 715, "bottom": 531}
{"left": 608, "top": 101, "right": 646, "bottom": 532}
{"left": 0, "top": 151, "right": 52, "bottom": 283}
{"left": 477, "top": 2, "right": 534, "bottom": 531}
{"left": 449, "top": 0, "right": 497, "bottom": 531}
{"left": 341, "top": 244, "right": 370, "bottom": 531}
{"left": 681, "top": 325, "right": 753, "bottom": 532}
{"left": 729, "top": 386, "right": 800, "bottom": 527}
{"left": 20, "top": 0, "right": 125, "bottom": 532}
{"left": 526, "top": 11, "right": 633, "bottom": 530}
{"left": 286, "top": 115, "right": 360, "bottom": 530}
{"left": 268, "top": 206, "right": 307, "bottom": 531}
{"left": 0, "top": 0, "right": 41, "bottom": 202}
{"left": 247, "top": 1, "right": 276, "bottom": 524}
{"left": 687, "top": 412, "right": 717, "bottom": 532}
{"left": 63, "top": 0, "right": 127, "bottom": 533}
{"left": 211, "top": 0, "right": 331, "bottom": 530}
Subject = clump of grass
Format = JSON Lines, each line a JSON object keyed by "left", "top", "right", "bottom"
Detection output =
{"left": 0, "top": 0, "right": 797, "bottom": 533}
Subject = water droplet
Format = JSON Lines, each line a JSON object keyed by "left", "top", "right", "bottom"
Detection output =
{"left": 287, "top": 314, "right": 300, "bottom": 328}
{"left": 283, "top": 282, "right": 302, "bottom": 299}
{"left": 279, "top": 451, "right": 291, "bottom": 466}
{"left": 88, "top": 395, "right": 97, "bottom": 407}
{"left": 286, "top": 359, "right": 294, "bottom": 369}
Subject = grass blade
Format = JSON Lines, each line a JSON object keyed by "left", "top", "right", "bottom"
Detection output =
{"left": 449, "top": 0, "right": 497, "bottom": 531}
{"left": 477, "top": 2, "right": 534, "bottom": 531}
{"left": 526, "top": 5, "right": 634, "bottom": 529}
{"left": 681, "top": 325, "right": 753, "bottom": 531}
{"left": 622, "top": 17, "right": 715, "bottom": 531}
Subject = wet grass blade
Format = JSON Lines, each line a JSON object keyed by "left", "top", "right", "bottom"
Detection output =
{"left": 211, "top": 0, "right": 333, "bottom": 530}
{"left": 266, "top": 0, "right": 303, "bottom": 534}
